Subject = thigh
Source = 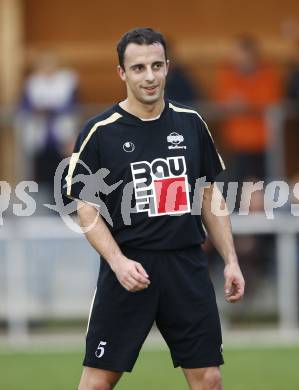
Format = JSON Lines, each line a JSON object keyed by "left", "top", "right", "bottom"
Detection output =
{"left": 84, "top": 254, "right": 159, "bottom": 372}
{"left": 156, "top": 247, "right": 224, "bottom": 369}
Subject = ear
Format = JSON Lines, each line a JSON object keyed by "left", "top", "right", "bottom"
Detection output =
{"left": 117, "top": 65, "right": 126, "bottom": 81}
{"left": 165, "top": 59, "right": 170, "bottom": 76}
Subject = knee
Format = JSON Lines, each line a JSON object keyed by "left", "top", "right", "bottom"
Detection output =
{"left": 78, "top": 367, "right": 121, "bottom": 390}
{"left": 78, "top": 379, "right": 113, "bottom": 390}
{"left": 201, "top": 368, "right": 222, "bottom": 390}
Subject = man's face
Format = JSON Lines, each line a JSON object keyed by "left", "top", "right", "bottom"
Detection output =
{"left": 118, "top": 43, "right": 169, "bottom": 105}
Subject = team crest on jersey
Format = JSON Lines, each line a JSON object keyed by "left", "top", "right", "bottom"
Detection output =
{"left": 167, "top": 132, "right": 187, "bottom": 150}
{"left": 130, "top": 156, "right": 190, "bottom": 217}
{"left": 123, "top": 141, "right": 135, "bottom": 152}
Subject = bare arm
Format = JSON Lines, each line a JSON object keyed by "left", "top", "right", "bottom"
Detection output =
{"left": 77, "top": 200, "right": 150, "bottom": 292}
{"left": 201, "top": 183, "right": 245, "bottom": 302}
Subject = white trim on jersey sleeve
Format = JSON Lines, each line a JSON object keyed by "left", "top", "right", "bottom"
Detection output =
{"left": 169, "top": 102, "right": 225, "bottom": 170}
{"left": 66, "top": 112, "right": 122, "bottom": 196}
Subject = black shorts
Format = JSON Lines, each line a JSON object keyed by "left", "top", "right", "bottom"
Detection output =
{"left": 83, "top": 245, "right": 224, "bottom": 372}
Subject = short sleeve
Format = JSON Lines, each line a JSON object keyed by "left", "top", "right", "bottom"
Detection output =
{"left": 199, "top": 119, "right": 225, "bottom": 183}
{"left": 62, "top": 120, "right": 102, "bottom": 204}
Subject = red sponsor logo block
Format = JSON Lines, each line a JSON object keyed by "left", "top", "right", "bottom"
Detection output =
{"left": 154, "top": 176, "right": 189, "bottom": 214}
{"left": 131, "top": 156, "right": 190, "bottom": 217}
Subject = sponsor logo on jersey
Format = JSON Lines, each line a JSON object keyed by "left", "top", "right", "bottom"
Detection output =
{"left": 131, "top": 156, "right": 190, "bottom": 217}
{"left": 167, "top": 132, "right": 187, "bottom": 149}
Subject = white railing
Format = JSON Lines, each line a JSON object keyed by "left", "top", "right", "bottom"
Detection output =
{"left": 1, "top": 102, "right": 298, "bottom": 344}
{"left": 0, "top": 213, "right": 298, "bottom": 345}
{"left": 0, "top": 216, "right": 100, "bottom": 343}
{"left": 231, "top": 213, "right": 298, "bottom": 332}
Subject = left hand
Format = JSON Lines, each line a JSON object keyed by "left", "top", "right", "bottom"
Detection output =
{"left": 224, "top": 262, "right": 245, "bottom": 303}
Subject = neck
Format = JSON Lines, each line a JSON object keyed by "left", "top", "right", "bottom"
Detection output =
{"left": 119, "top": 95, "right": 165, "bottom": 119}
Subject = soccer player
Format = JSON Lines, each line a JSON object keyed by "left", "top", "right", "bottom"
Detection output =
{"left": 63, "top": 28, "right": 245, "bottom": 390}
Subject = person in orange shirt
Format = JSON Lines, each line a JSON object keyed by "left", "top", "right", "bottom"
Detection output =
{"left": 215, "top": 36, "right": 282, "bottom": 181}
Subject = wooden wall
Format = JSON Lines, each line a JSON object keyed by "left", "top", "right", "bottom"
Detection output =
{"left": 1, "top": 0, "right": 299, "bottom": 181}
{"left": 22, "top": 0, "right": 299, "bottom": 103}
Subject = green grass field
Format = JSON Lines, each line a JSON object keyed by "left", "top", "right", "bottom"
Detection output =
{"left": 0, "top": 346, "right": 298, "bottom": 389}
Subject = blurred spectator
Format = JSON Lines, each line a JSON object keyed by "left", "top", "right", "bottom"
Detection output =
{"left": 215, "top": 36, "right": 282, "bottom": 181}
{"left": 283, "top": 41, "right": 299, "bottom": 179}
{"left": 286, "top": 42, "right": 299, "bottom": 110}
{"left": 165, "top": 44, "right": 201, "bottom": 105}
{"left": 16, "top": 52, "right": 79, "bottom": 188}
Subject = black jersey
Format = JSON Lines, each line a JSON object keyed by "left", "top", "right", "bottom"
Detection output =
{"left": 63, "top": 99, "right": 225, "bottom": 250}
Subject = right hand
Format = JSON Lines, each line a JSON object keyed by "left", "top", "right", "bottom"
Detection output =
{"left": 111, "top": 256, "right": 150, "bottom": 292}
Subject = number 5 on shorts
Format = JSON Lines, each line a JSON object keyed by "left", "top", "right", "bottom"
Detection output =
{"left": 95, "top": 341, "right": 107, "bottom": 358}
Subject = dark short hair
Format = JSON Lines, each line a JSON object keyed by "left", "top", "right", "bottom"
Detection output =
{"left": 117, "top": 28, "right": 167, "bottom": 69}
